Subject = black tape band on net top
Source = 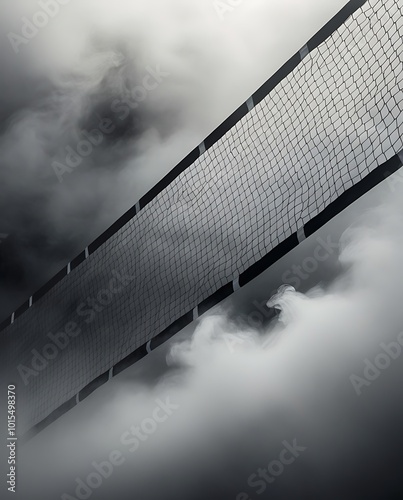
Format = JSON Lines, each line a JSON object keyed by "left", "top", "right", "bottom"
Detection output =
{"left": 3, "top": 0, "right": 403, "bottom": 440}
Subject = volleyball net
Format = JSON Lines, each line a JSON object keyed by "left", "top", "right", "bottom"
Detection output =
{"left": 1, "top": 0, "right": 402, "bottom": 438}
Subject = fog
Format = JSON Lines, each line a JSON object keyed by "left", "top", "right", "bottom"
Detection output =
{"left": 19, "top": 178, "right": 403, "bottom": 499}
{"left": 0, "top": 0, "right": 346, "bottom": 319}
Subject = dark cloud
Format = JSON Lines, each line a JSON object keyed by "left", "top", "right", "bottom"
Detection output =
{"left": 18, "top": 185, "right": 403, "bottom": 499}
{"left": 0, "top": 0, "right": 347, "bottom": 320}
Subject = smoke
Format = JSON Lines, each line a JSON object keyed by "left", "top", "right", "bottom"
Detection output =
{"left": 0, "top": 0, "right": 347, "bottom": 319}
{"left": 19, "top": 178, "right": 403, "bottom": 499}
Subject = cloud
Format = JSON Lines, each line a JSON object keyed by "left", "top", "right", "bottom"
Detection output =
{"left": 19, "top": 177, "right": 403, "bottom": 499}
{"left": 0, "top": 0, "right": 347, "bottom": 320}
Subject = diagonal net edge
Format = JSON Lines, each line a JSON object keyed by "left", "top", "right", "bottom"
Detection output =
{"left": 0, "top": 0, "right": 367, "bottom": 332}
{"left": 3, "top": 0, "right": 403, "bottom": 440}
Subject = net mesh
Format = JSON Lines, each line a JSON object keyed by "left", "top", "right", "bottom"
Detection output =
{"left": 2, "top": 0, "right": 403, "bottom": 435}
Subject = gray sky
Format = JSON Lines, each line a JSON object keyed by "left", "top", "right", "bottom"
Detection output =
{"left": 17, "top": 170, "right": 403, "bottom": 500}
{"left": 0, "top": 0, "right": 347, "bottom": 319}
{"left": 4, "top": 1, "right": 403, "bottom": 499}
